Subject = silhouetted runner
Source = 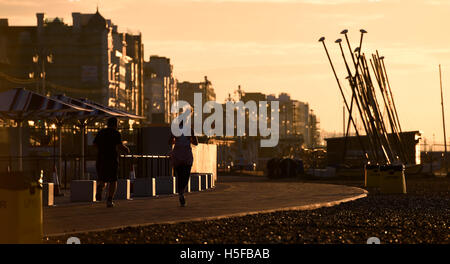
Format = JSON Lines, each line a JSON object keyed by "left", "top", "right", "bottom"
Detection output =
{"left": 169, "top": 122, "right": 198, "bottom": 207}
{"left": 94, "top": 117, "right": 130, "bottom": 207}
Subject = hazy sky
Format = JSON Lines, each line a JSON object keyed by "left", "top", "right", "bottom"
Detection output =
{"left": 1, "top": 0, "right": 449, "bottom": 145}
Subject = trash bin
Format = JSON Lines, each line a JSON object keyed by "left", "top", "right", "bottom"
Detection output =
{"left": 364, "top": 164, "right": 381, "bottom": 188}
{"left": 0, "top": 171, "right": 43, "bottom": 244}
{"left": 280, "top": 159, "right": 297, "bottom": 178}
{"left": 380, "top": 164, "right": 407, "bottom": 194}
{"left": 294, "top": 159, "right": 305, "bottom": 175}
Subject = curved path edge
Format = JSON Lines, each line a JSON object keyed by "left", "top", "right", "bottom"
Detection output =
{"left": 46, "top": 188, "right": 367, "bottom": 238}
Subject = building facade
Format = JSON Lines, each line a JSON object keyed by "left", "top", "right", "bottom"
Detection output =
{"left": 177, "top": 76, "right": 216, "bottom": 106}
{"left": 0, "top": 11, "right": 144, "bottom": 115}
{"left": 325, "top": 131, "right": 422, "bottom": 167}
{"left": 143, "top": 56, "right": 177, "bottom": 124}
{"left": 266, "top": 93, "right": 319, "bottom": 147}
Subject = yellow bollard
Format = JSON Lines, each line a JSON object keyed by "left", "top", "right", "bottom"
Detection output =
{"left": 364, "top": 164, "right": 381, "bottom": 188}
{"left": 0, "top": 170, "right": 43, "bottom": 244}
{"left": 380, "top": 164, "right": 407, "bottom": 194}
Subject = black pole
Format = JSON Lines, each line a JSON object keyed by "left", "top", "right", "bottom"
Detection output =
{"left": 336, "top": 39, "right": 378, "bottom": 163}
{"left": 341, "top": 30, "right": 380, "bottom": 163}
{"left": 319, "top": 37, "right": 369, "bottom": 161}
{"left": 439, "top": 65, "right": 448, "bottom": 175}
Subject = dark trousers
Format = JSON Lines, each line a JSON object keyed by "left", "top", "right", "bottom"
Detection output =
{"left": 96, "top": 160, "right": 118, "bottom": 183}
{"left": 175, "top": 165, "right": 191, "bottom": 195}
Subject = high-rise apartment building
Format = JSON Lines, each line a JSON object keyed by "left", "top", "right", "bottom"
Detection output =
{"left": 177, "top": 76, "right": 216, "bottom": 106}
{"left": 143, "top": 56, "right": 177, "bottom": 124}
{"left": 0, "top": 11, "right": 144, "bottom": 115}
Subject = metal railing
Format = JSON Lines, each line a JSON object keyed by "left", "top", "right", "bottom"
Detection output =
{"left": 119, "top": 155, "right": 172, "bottom": 179}
{"left": 0, "top": 155, "right": 94, "bottom": 190}
{"left": 1, "top": 154, "right": 172, "bottom": 189}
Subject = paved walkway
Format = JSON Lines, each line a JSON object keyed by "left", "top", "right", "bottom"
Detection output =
{"left": 44, "top": 176, "right": 367, "bottom": 236}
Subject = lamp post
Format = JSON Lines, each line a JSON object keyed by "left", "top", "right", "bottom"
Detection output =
{"left": 31, "top": 51, "right": 53, "bottom": 94}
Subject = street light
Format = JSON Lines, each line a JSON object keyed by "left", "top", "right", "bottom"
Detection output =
{"left": 30, "top": 51, "right": 53, "bottom": 94}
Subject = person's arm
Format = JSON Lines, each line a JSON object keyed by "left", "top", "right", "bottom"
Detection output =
{"left": 117, "top": 143, "right": 130, "bottom": 154}
{"left": 168, "top": 133, "right": 175, "bottom": 146}
{"left": 116, "top": 131, "right": 130, "bottom": 154}
{"left": 191, "top": 136, "right": 198, "bottom": 146}
{"left": 190, "top": 128, "right": 198, "bottom": 146}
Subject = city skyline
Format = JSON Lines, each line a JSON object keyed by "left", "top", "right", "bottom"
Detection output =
{"left": 0, "top": 0, "right": 449, "bottom": 145}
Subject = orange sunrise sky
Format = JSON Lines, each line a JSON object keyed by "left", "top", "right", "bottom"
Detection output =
{"left": 0, "top": 0, "right": 449, "bottom": 146}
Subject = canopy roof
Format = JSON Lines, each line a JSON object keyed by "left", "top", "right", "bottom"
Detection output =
{"left": 53, "top": 95, "right": 144, "bottom": 124}
{"left": 53, "top": 94, "right": 123, "bottom": 123}
{"left": 0, "top": 88, "right": 92, "bottom": 121}
{"left": 79, "top": 98, "right": 145, "bottom": 120}
{"left": 0, "top": 88, "right": 144, "bottom": 124}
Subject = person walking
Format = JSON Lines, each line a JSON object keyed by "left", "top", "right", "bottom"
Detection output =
{"left": 169, "top": 122, "right": 198, "bottom": 207}
{"left": 94, "top": 117, "right": 130, "bottom": 207}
